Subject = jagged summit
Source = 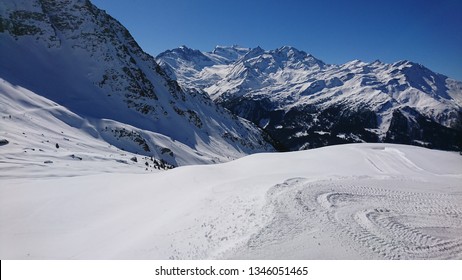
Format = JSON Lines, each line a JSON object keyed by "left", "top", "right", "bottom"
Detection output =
{"left": 157, "top": 45, "right": 462, "bottom": 151}
{"left": 273, "top": 45, "right": 310, "bottom": 60}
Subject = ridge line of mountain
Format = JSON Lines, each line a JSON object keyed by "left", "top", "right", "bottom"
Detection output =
{"left": 157, "top": 45, "right": 462, "bottom": 151}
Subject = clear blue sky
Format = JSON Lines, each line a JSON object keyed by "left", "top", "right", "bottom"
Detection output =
{"left": 92, "top": 0, "right": 462, "bottom": 80}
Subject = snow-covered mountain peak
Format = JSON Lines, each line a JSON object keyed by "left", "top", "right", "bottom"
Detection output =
{"left": 177, "top": 45, "right": 206, "bottom": 57}
{"left": 392, "top": 59, "right": 415, "bottom": 68}
{"left": 236, "top": 46, "right": 265, "bottom": 62}
{"left": 1, "top": 0, "right": 274, "bottom": 167}
{"left": 158, "top": 44, "right": 462, "bottom": 152}
{"left": 157, "top": 46, "right": 216, "bottom": 72}
{"left": 234, "top": 46, "right": 325, "bottom": 70}
{"left": 370, "top": 59, "right": 385, "bottom": 67}
{"left": 342, "top": 59, "right": 368, "bottom": 69}
{"left": 270, "top": 46, "right": 325, "bottom": 68}
{"left": 274, "top": 45, "right": 306, "bottom": 58}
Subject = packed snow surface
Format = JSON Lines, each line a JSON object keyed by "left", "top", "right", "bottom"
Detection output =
{"left": 1, "top": 143, "right": 461, "bottom": 259}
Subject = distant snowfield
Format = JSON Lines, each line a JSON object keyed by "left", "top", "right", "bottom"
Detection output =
{"left": 1, "top": 143, "right": 461, "bottom": 259}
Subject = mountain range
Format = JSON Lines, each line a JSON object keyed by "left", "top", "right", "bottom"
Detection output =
{"left": 1, "top": 0, "right": 462, "bottom": 261}
{"left": 157, "top": 45, "right": 462, "bottom": 151}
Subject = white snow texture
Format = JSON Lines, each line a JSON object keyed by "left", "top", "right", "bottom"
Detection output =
{"left": 1, "top": 0, "right": 461, "bottom": 260}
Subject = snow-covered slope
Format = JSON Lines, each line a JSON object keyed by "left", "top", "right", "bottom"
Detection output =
{"left": 1, "top": 143, "right": 461, "bottom": 259}
{"left": 157, "top": 46, "right": 462, "bottom": 151}
{"left": 0, "top": 0, "right": 274, "bottom": 167}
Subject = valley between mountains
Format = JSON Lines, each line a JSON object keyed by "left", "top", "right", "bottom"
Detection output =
{"left": 0, "top": 0, "right": 461, "bottom": 260}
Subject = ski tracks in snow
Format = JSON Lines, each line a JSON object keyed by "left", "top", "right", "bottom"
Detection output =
{"left": 316, "top": 180, "right": 462, "bottom": 259}
{"left": 228, "top": 177, "right": 462, "bottom": 259}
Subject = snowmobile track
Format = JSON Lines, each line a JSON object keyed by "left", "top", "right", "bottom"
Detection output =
{"left": 242, "top": 177, "right": 462, "bottom": 259}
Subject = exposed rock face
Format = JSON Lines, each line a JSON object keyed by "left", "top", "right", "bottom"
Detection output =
{"left": 0, "top": 0, "right": 275, "bottom": 166}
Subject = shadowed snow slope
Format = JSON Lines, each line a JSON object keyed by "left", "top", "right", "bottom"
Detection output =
{"left": 1, "top": 143, "right": 461, "bottom": 259}
{"left": 0, "top": 0, "right": 274, "bottom": 167}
